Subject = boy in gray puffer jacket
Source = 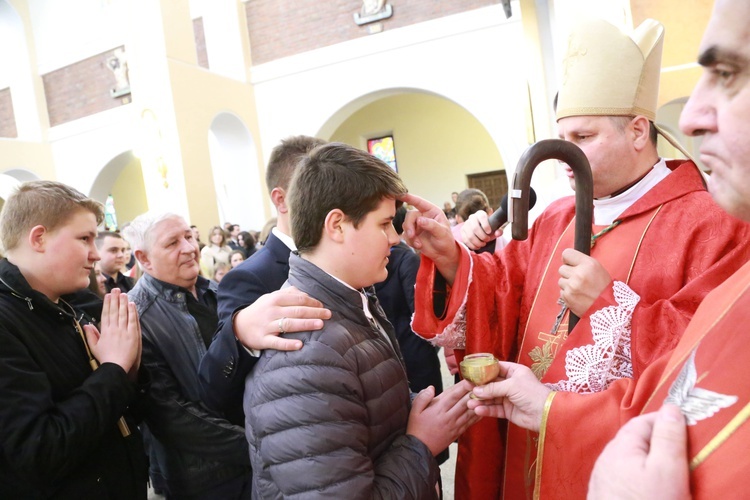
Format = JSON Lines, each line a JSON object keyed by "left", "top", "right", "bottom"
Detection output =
{"left": 244, "top": 143, "right": 477, "bottom": 499}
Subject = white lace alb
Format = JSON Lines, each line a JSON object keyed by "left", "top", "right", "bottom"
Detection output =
{"left": 547, "top": 281, "right": 640, "bottom": 393}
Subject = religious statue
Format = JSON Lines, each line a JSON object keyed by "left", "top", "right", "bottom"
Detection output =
{"left": 107, "top": 47, "right": 131, "bottom": 97}
{"left": 354, "top": 0, "right": 392, "bottom": 26}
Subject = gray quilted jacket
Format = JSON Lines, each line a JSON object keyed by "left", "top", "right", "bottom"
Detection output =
{"left": 244, "top": 254, "right": 440, "bottom": 499}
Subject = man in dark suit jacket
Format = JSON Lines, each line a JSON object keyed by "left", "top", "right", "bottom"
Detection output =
{"left": 373, "top": 207, "right": 443, "bottom": 395}
{"left": 198, "top": 135, "right": 326, "bottom": 425}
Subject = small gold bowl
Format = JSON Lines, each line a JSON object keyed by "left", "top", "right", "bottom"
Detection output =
{"left": 460, "top": 353, "right": 501, "bottom": 390}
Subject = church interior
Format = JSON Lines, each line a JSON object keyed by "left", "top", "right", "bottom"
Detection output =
{"left": 0, "top": 0, "right": 711, "bottom": 238}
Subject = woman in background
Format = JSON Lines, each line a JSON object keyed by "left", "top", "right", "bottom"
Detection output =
{"left": 200, "top": 226, "right": 232, "bottom": 279}
{"left": 229, "top": 250, "right": 246, "bottom": 269}
{"left": 237, "top": 231, "right": 256, "bottom": 258}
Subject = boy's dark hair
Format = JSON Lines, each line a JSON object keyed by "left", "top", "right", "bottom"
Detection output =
{"left": 288, "top": 143, "right": 407, "bottom": 254}
{"left": 265, "top": 135, "right": 326, "bottom": 194}
{"left": 0, "top": 180, "right": 104, "bottom": 252}
{"left": 456, "top": 188, "right": 491, "bottom": 221}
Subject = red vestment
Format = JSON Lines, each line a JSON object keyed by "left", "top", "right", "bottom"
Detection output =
{"left": 539, "top": 260, "right": 750, "bottom": 499}
{"left": 412, "top": 161, "right": 750, "bottom": 499}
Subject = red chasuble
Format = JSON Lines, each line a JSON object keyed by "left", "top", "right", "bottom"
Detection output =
{"left": 412, "top": 160, "right": 750, "bottom": 499}
{"left": 538, "top": 260, "right": 750, "bottom": 499}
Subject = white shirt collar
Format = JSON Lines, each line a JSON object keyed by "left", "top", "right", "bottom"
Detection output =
{"left": 593, "top": 158, "right": 672, "bottom": 225}
{"left": 271, "top": 227, "right": 297, "bottom": 251}
{"left": 326, "top": 270, "right": 395, "bottom": 351}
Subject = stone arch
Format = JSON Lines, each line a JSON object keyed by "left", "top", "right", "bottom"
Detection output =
{"left": 0, "top": 168, "right": 40, "bottom": 212}
{"left": 0, "top": 173, "right": 22, "bottom": 208}
{"left": 316, "top": 87, "right": 508, "bottom": 210}
{"left": 3, "top": 168, "right": 39, "bottom": 183}
{"left": 89, "top": 150, "right": 149, "bottom": 227}
{"left": 316, "top": 86, "right": 520, "bottom": 171}
{"left": 90, "top": 151, "right": 136, "bottom": 202}
{"left": 208, "top": 112, "right": 264, "bottom": 232}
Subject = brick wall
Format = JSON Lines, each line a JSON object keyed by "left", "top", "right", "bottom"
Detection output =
{"left": 0, "top": 88, "right": 17, "bottom": 138}
{"left": 42, "top": 47, "right": 131, "bottom": 127}
{"left": 246, "top": 0, "right": 501, "bottom": 65}
{"left": 194, "top": 17, "right": 210, "bottom": 69}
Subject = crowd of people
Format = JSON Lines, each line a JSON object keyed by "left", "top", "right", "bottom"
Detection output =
{"left": 1, "top": 1, "right": 749, "bottom": 498}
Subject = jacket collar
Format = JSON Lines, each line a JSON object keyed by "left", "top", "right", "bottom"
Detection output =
{"left": 264, "top": 231, "right": 293, "bottom": 265}
{"left": 287, "top": 254, "right": 406, "bottom": 366}
{"left": 287, "top": 253, "right": 380, "bottom": 327}
{"left": 0, "top": 258, "right": 76, "bottom": 319}
{"left": 138, "top": 272, "right": 215, "bottom": 304}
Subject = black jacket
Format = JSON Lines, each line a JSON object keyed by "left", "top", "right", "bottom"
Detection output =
{"left": 130, "top": 273, "right": 250, "bottom": 497}
{"left": 0, "top": 259, "right": 148, "bottom": 499}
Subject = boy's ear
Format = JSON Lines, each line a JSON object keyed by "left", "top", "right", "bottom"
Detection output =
{"left": 271, "top": 187, "right": 287, "bottom": 214}
{"left": 134, "top": 249, "right": 152, "bottom": 272}
{"left": 28, "top": 225, "right": 48, "bottom": 253}
{"left": 323, "top": 209, "right": 346, "bottom": 244}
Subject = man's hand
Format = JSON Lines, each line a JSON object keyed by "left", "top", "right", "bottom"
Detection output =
{"left": 233, "top": 287, "right": 331, "bottom": 352}
{"left": 399, "top": 193, "right": 461, "bottom": 284}
{"left": 461, "top": 210, "right": 502, "bottom": 250}
{"left": 588, "top": 405, "right": 690, "bottom": 500}
{"left": 558, "top": 249, "right": 612, "bottom": 317}
{"left": 467, "top": 362, "right": 551, "bottom": 432}
{"left": 85, "top": 288, "right": 142, "bottom": 381}
{"left": 407, "top": 380, "right": 480, "bottom": 456}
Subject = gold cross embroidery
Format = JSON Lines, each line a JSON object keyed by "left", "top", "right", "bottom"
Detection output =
{"left": 529, "top": 315, "right": 569, "bottom": 379}
{"left": 562, "top": 37, "right": 588, "bottom": 84}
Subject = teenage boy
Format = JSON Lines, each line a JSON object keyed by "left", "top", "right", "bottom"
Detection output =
{"left": 0, "top": 180, "right": 147, "bottom": 499}
{"left": 244, "top": 143, "right": 477, "bottom": 498}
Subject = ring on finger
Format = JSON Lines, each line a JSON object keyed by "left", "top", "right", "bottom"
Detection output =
{"left": 278, "top": 317, "right": 287, "bottom": 334}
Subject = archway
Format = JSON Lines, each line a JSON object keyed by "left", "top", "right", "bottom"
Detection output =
{"left": 320, "top": 89, "right": 506, "bottom": 209}
{"left": 0, "top": 169, "right": 41, "bottom": 214}
{"left": 657, "top": 97, "right": 704, "bottom": 169}
{"left": 208, "top": 113, "right": 264, "bottom": 232}
{"left": 89, "top": 151, "right": 149, "bottom": 228}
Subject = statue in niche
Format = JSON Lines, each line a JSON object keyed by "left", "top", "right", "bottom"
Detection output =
{"left": 361, "top": 0, "right": 385, "bottom": 16}
{"left": 107, "top": 47, "right": 131, "bottom": 97}
{"left": 354, "top": 0, "right": 392, "bottom": 26}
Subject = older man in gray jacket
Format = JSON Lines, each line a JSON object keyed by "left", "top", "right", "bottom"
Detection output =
{"left": 125, "top": 213, "right": 252, "bottom": 500}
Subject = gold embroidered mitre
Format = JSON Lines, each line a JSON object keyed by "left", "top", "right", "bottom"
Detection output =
{"left": 557, "top": 18, "right": 692, "bottom": 158}
{"left": 557, "top": 18, "right": 663, "bottom": 120}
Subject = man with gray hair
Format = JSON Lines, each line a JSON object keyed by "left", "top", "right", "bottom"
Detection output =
{"left": 124, "top": 212, "right": 252, "bottom": 499}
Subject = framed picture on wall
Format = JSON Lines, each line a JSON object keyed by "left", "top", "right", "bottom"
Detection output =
{"left": 367, "top": 135, "right": 398, "bottom": 172}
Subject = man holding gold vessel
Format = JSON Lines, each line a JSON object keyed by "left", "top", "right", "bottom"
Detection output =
{"left": 402, "top": 15, "right": 750, "bottom": 499}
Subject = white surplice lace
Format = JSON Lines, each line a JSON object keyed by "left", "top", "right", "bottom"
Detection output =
{"left": 546, "top": 281, "right": 640, "bottom": 393}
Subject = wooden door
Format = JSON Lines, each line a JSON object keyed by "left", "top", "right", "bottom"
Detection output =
{"left": 467, "top": 170, "right": 508, "bottom": 210}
